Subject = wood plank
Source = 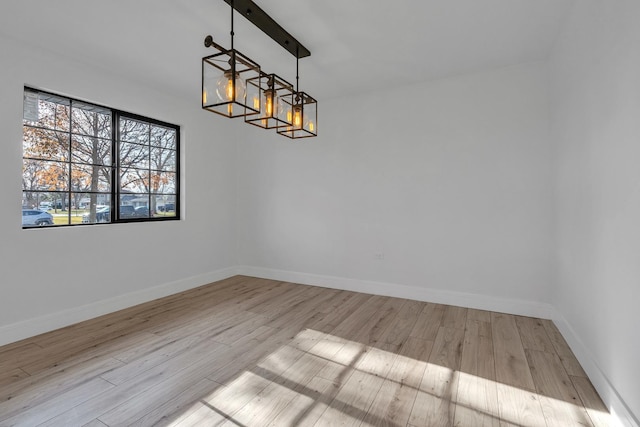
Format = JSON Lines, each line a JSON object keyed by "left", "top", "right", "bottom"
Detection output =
{"left": 541, "top": 319, "right": 587, "bottom": 378}
{"left": 82, "top": 420, "right": 109, "bottom": 427}
{"left": 351, "top": 297, "right": 407, "bottom": 347}
{"left": 409, "top": 302, "right": 445, "bottom": 341}
{"left": 442, "top": 305, "right": 468, "bottom": 330}
{"left": 0, "top": 368, "right": 30, "bottom": 389}
{"left": 409, "top": 326, "right": 464, "bottom": 426}
{"left": 0, "top": 343, "right": 42, "bottom": 373}
{"left": 313, "top": 365, "right": 386, "bottom": 426}
{"left": 1, "top": 377, "right": 114, "bottom": 427}
{"left": 454, "top": 316, "right": 500, "bottom": 426}
{"left": 0, "top": 356, "right": 124, "bottom": 421}
{"left": 266, "top": 376, "right": 335, "bottom": 427}
{"left": 379, "top": 299, "right": 424, "bottom": 348}
{"left": 491, "top": 312, "right": 536, "bottom": 391}
{"left": 219, "top": 342, "right": 330, "bottom": 427}
{"left": 361, "top": 337, "right": 433, "bottom": 427}
{"left": 127, "top": 378, "right": 221, "bottom": 427}
{"left": 570, "top": 375, "right": 615, "bottom": 427}
{"left": 467, "top": 308, "right": 491, "bottom": 323}
{"left": 39, "top": 336, "right": 229, "bottom": 426}
{"left": 515, "top": 316, "right": 555, "bottom": 353}
{"left": 496, "top": 383, "right": 547, "bottom": 427}
{"left": 306, "top": 292, "right": 372, "bottom": 333}
{"left": 526, "top": 349, "right": 593, "bottom": 427}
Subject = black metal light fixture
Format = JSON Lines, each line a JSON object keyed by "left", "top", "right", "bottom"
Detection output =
{"left": 203, "top": 0, "right": 317, "bottom": 138}
{"left": 245, "top": 73, "right": 295, "bottom": 129}
{"left": 278, "top": 54, "right": 318, "bottom": 139}
{"left": 202, "top": 0, "right": 261, "bottom": 118}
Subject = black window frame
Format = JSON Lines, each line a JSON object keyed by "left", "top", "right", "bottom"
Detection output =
{"left": 22, "top": 87, "right": 180, "bottom": 228}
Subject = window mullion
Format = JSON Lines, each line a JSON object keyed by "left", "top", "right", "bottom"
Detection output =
{"left": 67, "top": 101, "right": 73, "bottom": 224}
{"left": 112, "top": 112, "right": 118, "bottom": 222}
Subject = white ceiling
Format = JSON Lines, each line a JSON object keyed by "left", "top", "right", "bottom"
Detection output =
{"left": 0, "top": 0, "right": 574, "bottom": 101}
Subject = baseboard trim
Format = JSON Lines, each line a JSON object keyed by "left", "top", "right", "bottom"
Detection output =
{"left": 0, "top": 266, "right": 239, "bottom": 347}
{"left": 551, "top": 313, "right": 639, "bottom": 427}
{"left": 237, "top": 265, "right": 556, "bottom": 319}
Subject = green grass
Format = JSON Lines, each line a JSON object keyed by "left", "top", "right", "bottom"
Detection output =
{"left": 51, "top": 211, "right": 86, "bottom": 225}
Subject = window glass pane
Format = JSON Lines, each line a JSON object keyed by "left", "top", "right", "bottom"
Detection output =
{"left": 71, "top": 103, "right": 111, "bottom": 138}
{"left": 22, "top": 191, "right": 66, "bottom": 211}
{"left": 150, "top": 125, "right": 176, "bottom": 149}
{"left": 71, "top": 164, "right": 111, "bottom": 193}
{"left": 80, "top": 194, "right": 112, "bottom": 224}
{"left": 151, "top": 172, "right": 176, "bottom": 194}
{"left": 120, "top": 168, "right": 149, "bottom": 194}
{"left": 117, "top": 203, "right": 137, "bottom": 219}
{"left": 120, "top": 119, "right": 149, "bottom": 144}
{"left": 126, "top": 195, "right": 151, "bottom": 219}
{"left": 71, "top": 136, "right": 112, "bottom": 165}
{"left": 24, "top": 93, "right": 70, "bottom": 131}
{"left": 120, "top": 142, "right": 149, "bottom": 169}
{"left": 23, "top": 161, "right": 69, "bottom": 191}
{"left": 150, "top": 148, "right": 176, "bottom": 172}
{"left": 21, "top": 191, "right": 69, "bottom": 226}
{"left": 23, "top": 129, "right": 69, "bottom": 162}
{"left": 155, "top": 195, "right": 176, "bottom": 216}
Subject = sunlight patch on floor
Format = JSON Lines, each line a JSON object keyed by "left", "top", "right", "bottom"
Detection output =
{"left": 167, "top": 328, "right": 611, "bottom": 427}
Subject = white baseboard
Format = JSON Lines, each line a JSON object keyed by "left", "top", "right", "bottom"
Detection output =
{"left": 236, "top": 265, "right": 556, "bottom": 319}
{"left": 0, "top": 266, "right": 239, "bottom": 347}
{"left": 552, "top": 313, "right": 639, "bottom": 427}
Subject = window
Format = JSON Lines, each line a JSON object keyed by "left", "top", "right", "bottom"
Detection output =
{"left": 22, "top": 88, "right": 179, "bottom": 227}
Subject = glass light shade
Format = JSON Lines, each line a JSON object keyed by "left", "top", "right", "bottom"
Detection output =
{"left": 245, "top": 73, "right": 294, "bottom": 129}
{"left": 277, "top": 91, "right": 317, "bottom": 138}
{"left": 216, "top": 71, "right": 246, "bottom": 103}
{"left": 202, "top": 46, "right": 260, "bottom": 118}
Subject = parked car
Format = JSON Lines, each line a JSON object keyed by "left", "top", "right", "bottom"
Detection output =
{"left": 82, "top": 207, "right": 110, "bottom": 223}
{"left": 120, "top": 205, "right": 136, "bottom": 218}
{"left": 81, "top": 205, "right": 136, "bottom": 223}
{"left": 22, "top": 209, "right": 54, "bottom": 226}
{"left": 134, "top": 206, "right": 150, "bottom": 217}
{"left": 158, "top": 203, "right": 175, "bottom": 212}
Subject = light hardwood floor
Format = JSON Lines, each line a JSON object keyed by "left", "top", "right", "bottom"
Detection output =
{"left": 0, "top": 276, "right": 613, "bottom": 426}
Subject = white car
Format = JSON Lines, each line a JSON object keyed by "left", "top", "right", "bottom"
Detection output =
{"left": 22, "top": 209, "right": 54, "bottom": 226}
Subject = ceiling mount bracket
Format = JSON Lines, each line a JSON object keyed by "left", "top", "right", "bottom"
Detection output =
{"left": 222, "top": 0, "right": 310, "bottom": 58}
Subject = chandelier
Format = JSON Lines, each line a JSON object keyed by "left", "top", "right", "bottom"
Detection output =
{"left": 202, "top": 0, "right": 317, "bottom": 139}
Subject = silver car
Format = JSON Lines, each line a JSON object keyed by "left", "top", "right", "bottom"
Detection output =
{"left": 22, "top": 209, "right": 54, "bottom": 226}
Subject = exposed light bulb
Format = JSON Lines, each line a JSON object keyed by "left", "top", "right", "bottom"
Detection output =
{"left": 264, "top": 90, "right": 274, "bottom": 117}
{"left": 293, "top": 106, "right": 303, "bottom": 128}
{"left": 216, "top": 71, "right": 246, "bottom": 103}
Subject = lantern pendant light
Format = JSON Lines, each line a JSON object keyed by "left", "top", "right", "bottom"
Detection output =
{"left": 245, "top": 73, "right": 295, "bottom": 129}
{"left": 278, "top": 54, "right": 318, "bottom": 139}
{"left": 202, "top": 0, "right": 261, "bottom": 118}
{"left": 202, "top": 0, "right": 317, "bottom": 138}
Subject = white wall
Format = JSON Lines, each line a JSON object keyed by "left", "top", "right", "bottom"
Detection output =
{"left": 550, "top": 0, "right": 640, "bottom": 423}
{"left": 0, "top": 34, "right": 238, "bottom": 344}
{"left": 237, "top": 62, "right": 556, "bottom": 311}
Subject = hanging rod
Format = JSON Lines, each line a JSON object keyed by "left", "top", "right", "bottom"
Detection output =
{"left": 222, "top": 0, "right": 311, "bottom": 58}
